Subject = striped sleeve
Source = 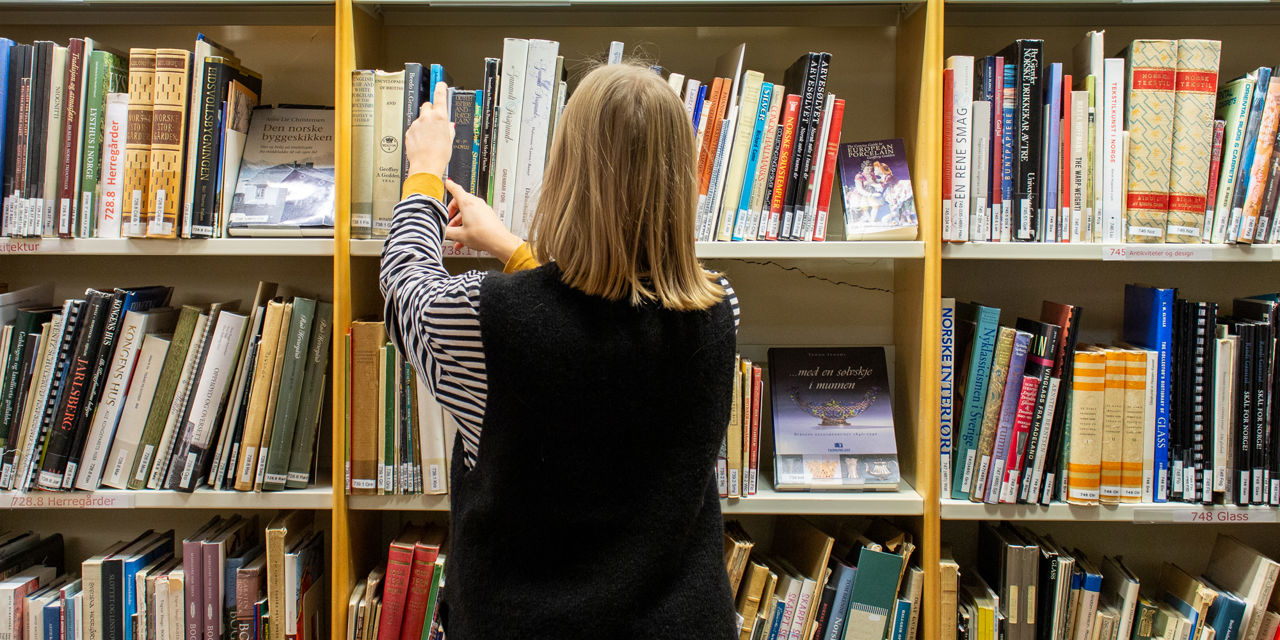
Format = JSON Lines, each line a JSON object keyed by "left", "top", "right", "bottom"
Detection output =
{"left": 378, "top": 192, "right": 488, "bottom": 464}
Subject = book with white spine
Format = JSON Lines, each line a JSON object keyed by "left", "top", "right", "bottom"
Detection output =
{"left": 509, "top": 39, "right": 558, "bottom": 239}
{"left": 970, "top": 100, "right": 992, "bottom": 242}
{"left": 43, "top": 45, "right": 67, "bottom": 237}
{"left": 683, "top": 78, "right": 701, "bottom": 120}
{"left": 493, "top": 38, "right": 528, "bottom": 228}
{"left": 74, "top": 307, "right": 178, "bottom": 490}
{"left": 707, "top": 108, "right": 739, "bottom": 241}
{"left": 98, "top": 93, "right": 129, "bottom": 239}
{"left": 1102, "top": 57, "right": 1126, "bottom": 242}
{"left": 717, "top": 70, "right": 764, "bottom": 241}
{"left": 1070, "top": 90, "right": 1089, "bottom": 242}
{"left": 100, "top": 334, "right": 170, "bottom": 489}
{"left": 415, "top": 374, "right": 448, "bottom": 495}
{"left": 802, "top": 92, "right": 836, "bottom": 241}
{"left": 947, "top": 55, "right": 973, "bottom": 242}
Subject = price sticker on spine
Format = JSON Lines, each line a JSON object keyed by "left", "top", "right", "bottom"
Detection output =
{"left": 0, "top": 493, "right": 135, "bottom": 509}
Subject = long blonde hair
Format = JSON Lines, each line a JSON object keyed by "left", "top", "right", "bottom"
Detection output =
{"left": 529, "top": 63, "right": 725, "bottom": 312}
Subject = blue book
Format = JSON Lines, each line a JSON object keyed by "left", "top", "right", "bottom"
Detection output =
{"left": 981, "top": 56, "right": 1001, "bottom": 227}
{"left": 64, "top": 593, "right": 76, "bottom": 640}
{"left": 225, "top": 544, "right": 263, "bottom": 611}
{"left": 428, "top": 64, "right": 452, "bottom": 103}
{"left": 1043, "top": 62, "right": 1063, "bottom": 239}
{"left": 0, "top": 38, "right": 13, "bottom": 195}
{"left": 1123, "top": 284, "right": 1175, "bottom": 502}
{"left": 1001, "top": 62, "right": 1016, "bottom": 230}
{"left": 691, "top": 84, "right": 708, "bottom": 128}
{"left": 825, "top": 560, "right": 857, "bottom": 640}
{"left": 119, "top": 531, "right": 174, "bottom": 640}
{"left": 43, "top": 597, "right": 62, "bottom": 640}
{"left": 766, "top": 598, "right": 787, "bottom": 640}
{"left": 1229, "top": 66, "right": 1273, "bottom": 239}
{"left": 952, "top": 301, "right": 1002, "bottom": 499}
{"left": 984, "top": 329, "right": 1031, "bottom": 504}
{"left": 733, "top": 82, "right": 773, "bottom": 240}
{"left": 889, "top": 598, "right": 912, "bottom": 640}
{"left": 1203, "top": 580, "right": 1247, "bottom": 640}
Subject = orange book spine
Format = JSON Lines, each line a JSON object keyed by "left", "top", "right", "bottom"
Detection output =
{"left": 1066, "top": 350, "right": 1106, "bottom": 505}
{"left": 1119, "top": 349, "right": 1148, "bottom": 503}
{"left": 1099, "top": 349, "right": 1126, "bottom": 504}
{"left": 696, "top": 77, "right": 726, "bottom": 194}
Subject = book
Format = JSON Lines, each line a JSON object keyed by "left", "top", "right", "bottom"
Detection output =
{"left": 122, "top": 48, "right": 155, "bottom": 238}
{"left": 1212, "top": 76, "right": 1257, "bottom": 243}
{"left": 143, "top": 48, "right": 191, "bottom": 238}
{"left": 259, "top": 297, "right": 315, "bottom": 491}
{"left": 1165, "top": 40, "right": 1222, "bottom": 243}
{"left": 768, "top": 347, "right": 899, "bottom": 491}
{"left": 954, "top": 302, "right": 1001, "bottom": 499}
{"left": 349, "top": 320, "right": 385, "bottom": 495}
{"left": 1124, "top": 284, "right": 1175, "bottom": 503}
{"left": 228, "top": 107, "right": 335, "bottom": 236}
{"left": 838, "top": 138, "right": 918, "bottom": 241}
{"left": 1122, "top": 39, "right": 1178, "bottom": 243}
{"left": 509, "top": 39, "right": 558, "bottom": 238}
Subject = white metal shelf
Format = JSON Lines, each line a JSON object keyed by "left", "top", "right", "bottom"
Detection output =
{"left": 2, "top": 237, "right": 335, "bottom": 256}
{"left": 941, "top": 498, "right": 1280, "bottom": 522}
{"left": 0, "top": 486, "right": 334, "bottom": 510}
{"left": 942, "top": 242, "right": 1278, "bottom": 262}
{"left": 348, "top": 479, "right": 923, "bottom": 515}
{"left": 351, "top": 239, "right": 924, "bottom": 260}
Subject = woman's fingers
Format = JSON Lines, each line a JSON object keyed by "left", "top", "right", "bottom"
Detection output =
{"left": 433, "top": 82, "right": 449, "bottom": 118}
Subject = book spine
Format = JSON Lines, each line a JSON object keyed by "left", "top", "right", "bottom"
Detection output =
{"left": 1123, "top": 40, "right": 1178, "bottom": 243}
{"left": 190, "top": 59, "right": 229, "bottom": 238}
{"left": 767, "top": 95, "right": 801, "bottom": 241}
{"left": 509, "top": 39, "right": 557, "bottom": 238}
{"left": 812, "top": 98, "right": 844, "bottom": 241}
{"left": 971, "top": 327, "right": 1014, "bottom": 501}
{"left": 378, "top": 543, "right": 414, "bottom": 640}
{"left": 1015, "top": 43, "right": 1043, "bottom": 241}
{"left": 57, "top": 38, "right": 84, "bottom": 238}
{"left": 144, "top": 49, "right": 190, "bottom": 238}
{"left": 98, "top": 93, "right": 127, "bottom": 238}
{"left": 1043, "top": 63, "right": 1062, "bottom": 242}
{"left": 1062, "top": 74, "right": 1074, "bottom": 241}
{"left": 183, "top": 537, "right": 203, "bottom": 640}
{"left": 1239, "top": 77, "right": 1280, "bottom": 243}
{"left": 1213, "top": 78, "right": 1257, "bottom": 243}
{"left": 1070, "top": 91, "right": 1089, "bottom": 241}
{"left": 42, "top": 45, "right": 67, "bottom": 238}
{"left": 1203, "top": 120, "right": 1226, "bottom": 242}
{"left": 80, "top": 53, "right": 121, "bottom": 238}
{"left": 103, "top": 559, "right": 123, "bottom": 640}
{"left": 991, "top": 57, "right": 1006, "bottom": 241}
{"left": 285, "top": 302, "right": 332, "bottom": 489}
{"left": 794, "top": 53, "right": 830, "bottom": 240}
{"left": 949, "top": 56, "right": 973, "bottom": 242}
{"left": 1102, "top": 58, "right": 1126, "bottom": 241}
{"left": 122, "top": 49, "right": 154, "bottom": 238}
{"left": 401, "top": 63, "right": 424, "bottom": 184}
{"left": 63, "top": 294, "right": 127, "bottom": 486}
{"left": 349, "top": 70, "right": 374, "bottom": 238}
{"left": 39, "top": 293, "right": 110, "bottom": 489}
{"left": 127, "top": 307, "right": 197, "bottom": 489}
{"left": 732, "top": 79, "right": 771, "bottom": 241}
{"left": 987, "top": 331, "right": 1031, "bottom": 503}
{"left": 970, "top": 100, "right": 992, "bottom": 242}
{"left": 74, "top": 308, "right": 146, "bottom": 490}
{"left": 1014, "top": 343, "right": 1057, "bottom": 503}
{"left": 942, "top": 68, "right": 954, "bottom": 241}
{"left": 1066, "top": 351, "right": 1106, "bottom": 504}
{"left": 371, "top": 70, "right": 405, "bottom": 238}
{"left": 1166, "top": 40, "right": 1221, "bottom": 243}
{"left": 952, "top": 307, "right": 999, "bottom": 499}
{"left": 940, "top": 298, "right": 955, "bottom": 497}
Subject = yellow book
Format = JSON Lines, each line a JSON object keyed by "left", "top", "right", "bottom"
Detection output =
{"left": 265, "top": 510, "right": 313, "bottom": 640}
{"left": 972, "top": 326, "right": 1016, "bottom": 502}
{"left": 123, "top": 48, "right": 155, "bottom": 237}
{"left": 233, "top": 299, "right": 285, "bottom": 491}
{"left": 1099, "top": 347, "right": 1126, "bottom": 504}
{"left": 736, "top": 560, "right": 770, "bottom": 640}
{"left": 728, "top": 354, "right": 742, "bottom": 498}
{"left": 1066, "top": 350, "right": 1106, "bottom": 505}
{"left": 1119, "top": 349, "right": 1148, "bottom": 502}
{"left": 253, "top": 301, "right": 292, "bottom": 490}
{"left": 145, "top": 48, "right": 192, "bottom": 238}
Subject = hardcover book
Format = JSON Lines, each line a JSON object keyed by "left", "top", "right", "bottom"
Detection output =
{"left": 1165, "top": 40, "right": 1222, "bottom": 243}
{"left": 1122, "top": 39, "right": 1178, "bottom": 243}
{"left": 228, "top": 106, "right": 335, "bottom": 237}
{"left": 768, "top": 347, "right": 899, "bottom": 491}
{"left": 837, "top": 138, "right": 918, "bottom": 241}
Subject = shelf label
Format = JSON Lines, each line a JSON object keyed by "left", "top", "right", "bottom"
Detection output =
{"left": 1102, "top": 245, "right": 1212, "bottom": 261}
{"left": 1133, "top": 508, "right": 1278, "bottom": 523}
{"left": 0, "top": 493, "right": 135, "bottom": 509}
{"left": 0, "top": 240, "right": 42, "bottom": 254}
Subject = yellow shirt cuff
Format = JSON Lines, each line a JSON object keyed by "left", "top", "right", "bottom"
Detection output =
{"left": 402, "top": 173, "right": 445, "bottom": 201}
{"left": 503, "top": 242, "right": 540, "bottom": 273}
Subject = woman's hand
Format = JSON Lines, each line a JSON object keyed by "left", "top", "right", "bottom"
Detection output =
{"left": 444, "top": 179, "right": 523, "bottom": 263}
{"left": 404, "top": 81, "right": 454, "bottom": 178}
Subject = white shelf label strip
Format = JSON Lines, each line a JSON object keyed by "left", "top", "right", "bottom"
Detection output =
{"left": 1101, "top": 245, "right": 1213, "bottom": 261}
{"left": 1132, "top": 508, "right": 1278, "bottom": 523}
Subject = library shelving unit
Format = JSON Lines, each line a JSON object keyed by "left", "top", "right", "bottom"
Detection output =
{"left": 0, "top": 0, "right": 339, "bottom": 623}
{"left": 937, "top": 0, "right": 1280, "bottom": 624}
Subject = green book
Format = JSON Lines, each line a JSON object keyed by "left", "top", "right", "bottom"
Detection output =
{"left": 951, "top": 301, "right": 1002, "bottom": 500}
{"left": 260, "top": 297, "right": 315, "bottom": 491}
{"left": 284, "top": 301, "right": 332, "bottom": 489}
{"left": 844, "top": 546, "right": 907, "bottom": 640}
{"left": 382, "top": 342, "right": 396, "bottom": 494}
{"left": 78, "top": 48, "right": 126, "bottom": 237}
{"left": 421, "top": 556, "right": 446, "bottom": 640}
{"left": 127, "top": 305, "right": 200, "bottom": 489}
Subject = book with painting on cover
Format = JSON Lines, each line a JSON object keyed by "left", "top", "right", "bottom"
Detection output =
{"left": 838, "top": 139, "right": 918, "bottom": 241}
{"left": 768, "top": 347, "right": 899, "bottom": 491}
{"left": 227, "top": 106, "right": 335, "bottom": 237}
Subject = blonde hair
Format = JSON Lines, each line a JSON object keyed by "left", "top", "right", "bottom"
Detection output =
{"left": 529, "top": 63, "right": 725, "bottom": 312}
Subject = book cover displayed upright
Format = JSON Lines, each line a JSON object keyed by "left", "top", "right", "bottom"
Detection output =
{"left": 228, "top": 107, "right": 335, "bottom": 237}
{"left": 837, "top": 138, "right": 918, "bottom": 241}
{"left": 768, "top": 347, "right": 899, "bottom": 491}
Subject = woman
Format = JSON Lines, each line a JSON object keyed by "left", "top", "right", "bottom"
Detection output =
{"left": 379, "top": 63, "right": 741, "bottom": 639}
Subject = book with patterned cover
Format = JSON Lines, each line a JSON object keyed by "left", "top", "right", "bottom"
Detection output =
{"left": 1165, "top": 40, "right": 1221, "bottom": 243}
{"left": 122, "top": 48, "right": 154, "bottom": 237}
{"left": 145, "top": 49, "right": 191, "bottom": 238}
{"left": 1120, "top": 349, "right": 1147, "bottom": 503}
{"left": 1066, "top": 350, "right": 1106, "bottom": 505}
{"left": 1122, "top": 39, "right": 1177, "bottom": 243}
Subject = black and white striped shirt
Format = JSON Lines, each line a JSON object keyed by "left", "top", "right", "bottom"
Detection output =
{"left": 379, "top": 192, "right": 739, "bottom": 467}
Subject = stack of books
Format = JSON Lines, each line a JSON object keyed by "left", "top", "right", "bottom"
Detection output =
{"left": 0, "top": 35, "right": 335, "bottom": 241}
{"left": 725, "top": 518, "right": 923, "bottom": 640}
{"left": 943, "top": 32, "right": 1280, "bottom": 245}
{"left": 943, "top": 286, "right": 1280, "bottom": 506}
{"left": 946, "top": 527, "right": 1280, "bottom": 640}
{"left": 0, "top": 511, "right": 320, "bottom": 640}
{"left": 345, "top": 523, "right": 447, "bottom": 640}
{"left": 345, "top": 321, "right": 452, "bottom": 497}
{"left": 0, "top": 280, "right": 333, "bottom": 494}
{"left": 353, "top": 40, "right": 858, "bottom": 244}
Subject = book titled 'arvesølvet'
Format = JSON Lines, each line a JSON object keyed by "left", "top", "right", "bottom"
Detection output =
{"left": 768, "top": 347, "right": 900, "bottom": 491}
{"left": 228, "top": 106, "right": 335, "bottom": 237}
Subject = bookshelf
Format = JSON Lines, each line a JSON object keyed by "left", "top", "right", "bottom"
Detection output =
{"left": 937, "top": 0, "right": 1280, "bottom": 636}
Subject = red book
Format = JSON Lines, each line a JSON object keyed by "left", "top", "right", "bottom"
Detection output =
{"left": 697, "top": 78, "right": 730, "bottom": 196}
{"left": 376, "top": 529, "right": 419, "bottom": 640}
{"left": 812, "top": 98, "right": 845, "bottom": 241}
{"left": 58, "top": 38, "right": 85, "bottom": 238}
{"left": 767, "top": 95, "right": 802, "bottom": 240}
{"left": 1060, "top": 73, "right": 1072, "bottom": 242}
{"left": 942, "top": 68, "right": 954, "bottom": 242}
{"left": 748, "top": 365, "right": 763, "bottom": 495}
{"left": 1001, "top": 375, "right": 1041, "bottom": 502}
{"left": 1204, "top": 119, "right": 1226, "bottom": 236}
{"left": 399, "top": 528, "right": 446, "bottom": 640}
